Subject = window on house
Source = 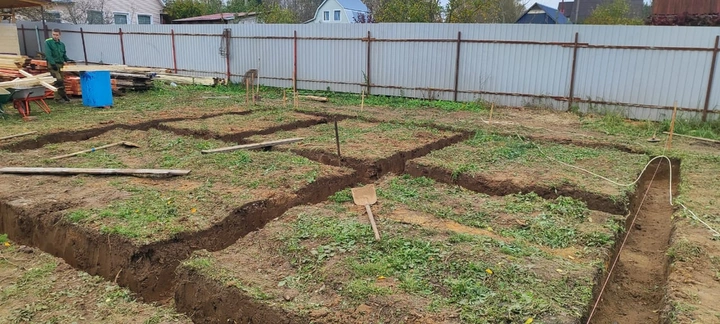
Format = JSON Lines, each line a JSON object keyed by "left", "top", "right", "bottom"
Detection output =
{"left": 114, "top": 13, "right": 128, "bottom": 24}
{"left": 137, "top": 14, "right": 152, "bottom": 24}
{"left": 46, "top": 11, "right": 61, "bottom": 23}
{"left": 86, "top": 10, "right": 103, "bottom": 24}
{"left": 334, "top": 10, "right": 340, "bottom": 21}
{"left": 323, "top": 11, "right": 329, "bottom": 21}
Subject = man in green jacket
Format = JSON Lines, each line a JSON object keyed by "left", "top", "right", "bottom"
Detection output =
{"left": 44, "top": 28, "right": 73, "bottom": 102}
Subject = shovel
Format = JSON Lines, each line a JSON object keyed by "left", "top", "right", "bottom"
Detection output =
{"left": 49, "top": 141, "right": 141, "bottom": 160}
{"left": 351, "top": 184, "right": 381, "bottom": 241}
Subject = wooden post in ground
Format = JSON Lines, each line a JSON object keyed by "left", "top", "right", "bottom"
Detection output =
{"left": 283, "top": 89, "right": 287, "bottom": 107}
{"left": 666, "top": 102, "right": 678, "bottom": 150}
{"left": 489, "top": 103, "right": 494, "bottom": 123}
{"left": 245, "top": 78, "right": 249, "bottom": 104}
{"left": 361, "top": 90, "right": 365, "bottom": 113}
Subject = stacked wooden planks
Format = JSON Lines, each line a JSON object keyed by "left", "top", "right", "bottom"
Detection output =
{"left": 0, "top": 55, "right": 30, "bottom": 79}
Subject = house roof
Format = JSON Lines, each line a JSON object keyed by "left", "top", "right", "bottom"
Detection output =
{"left": 336, "top": 0, "right": 369, "bottom": 12}
{"left": 173, "top": 12, "right": 257, "bottom": 22}
{"left": 0, "top": 0, "right": 51, "bottom": 8}
{"left": 516, "top": 2, "right": 571, "bottom": 24}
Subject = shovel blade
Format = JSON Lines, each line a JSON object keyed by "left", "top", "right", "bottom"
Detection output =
{"left": 351, "top": 184, "right": 377, "bottom": 206}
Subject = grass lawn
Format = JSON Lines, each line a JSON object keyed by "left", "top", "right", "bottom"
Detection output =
{"left": 181, "top": 175, "right": 620, "bottom": 323}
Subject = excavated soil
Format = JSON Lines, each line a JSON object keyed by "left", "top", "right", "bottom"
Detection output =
{"left": 585, "top": 158, "right": 679, "bottom": 324}
{"left": 0, "top": 169, "right": 357, "bottom": 302}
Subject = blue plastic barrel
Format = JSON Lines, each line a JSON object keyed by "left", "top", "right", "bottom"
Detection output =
{"left": 80, "top": 71, "right": 113, "bottom": 107}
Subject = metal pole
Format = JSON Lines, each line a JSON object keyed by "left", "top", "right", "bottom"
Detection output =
{"left": 334, "top": 118, "right": 341, "bottom": 163}
{"left": 225, "top": 28, "right": 231, "bottom": 83}
{"left": 80, "top": 28, "right": 88, "bottom": 64}
{"left": 366, "top": 31, "right": 372, "bottom": 95}
{"left": 703, "top": 35, "right": 719, "bottom": 122}
{"left": 119, "top": 28, "right": 126, "bottom": 65}
{"left": 21, "top": 24, "right": 28, "bottom": 56}
{"left": 568, "top": 32, "right": 579, "bottom": 111}
{"left": 293, "top": 30, "right": 297, "bottom": 92}
{"left": 453, "top": 31, "right": 462, "bottom": 102}
{"left": 171, "top": 29, "right": 178, "bottom": 73}
{"left": 40, "top": 6, "right": 48, "bottom": 40}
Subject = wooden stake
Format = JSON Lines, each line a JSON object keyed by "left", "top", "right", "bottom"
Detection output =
{"left": 662, "top": 131, "right": 720, "bottom": 144}
{"left": 245, "top": 78, "right": 249, "bottom": 104}
{"left": 201, "top": 137, "right": 304, "bottom": 154}
{"left": 361, "top": 90, "right": 365, "bottom": 112}
{"left": 666, "top": 101, "right": 678, "bottom": 150}
{"left": 0, "top": 131, "right": 37, "bottom": 141}
{"left": 489, "top": 103, "right": 495, "bottom": 123}
{"left": 0, "top": 167, "right": 190, "bottom": 176}
{"left": 252, "top": 72, "right": 256, "bottom": 105}
{"left": 283, "top": 89, "right": 287, "bottom": 107}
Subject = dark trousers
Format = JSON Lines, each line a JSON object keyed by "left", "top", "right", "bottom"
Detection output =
{"left": 50, "top": 64, "right": 68, "bottom": 100}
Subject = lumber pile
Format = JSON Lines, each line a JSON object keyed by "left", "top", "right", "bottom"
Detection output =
{"left": 61, "top": 64, "right": 128, "bottom": 72}
{"left": 0, "top": 55, "right": 30, "bottom": 80}
{"left": 111, "top": 72, "right": 153, "bottom": 92}
{"left": 153, "top": 74, "right": 221, "bottom": 86}
{"left": 0, "top": 74, "right": 56, "bottom": 89}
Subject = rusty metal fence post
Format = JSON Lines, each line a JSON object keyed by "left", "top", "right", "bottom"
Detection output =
{"left": 171, "top": 29, "right": 178, "bottom": 73}
{"left": 293, "top": 30, "right": 298, "bottom": 92}
{"left": 20, "top": 25, "right": 28, "bottom": 56}
{"left": 119, "top": 28, "right": 126, "bottom": 65}
{"left": 225, "top": 28, "right": 231, "bottom": 83}
{"left": 80, "top": 28, "right": 88, "bottom": 64}
{"left": 703, "top": 35, "right": 719, "bottom": 122}
{"left": 366, "top": 31, "right": 372, "bottom": 95}
{"left": 568, "top": 32, "right": 579, "bottom": 111}
{"left": 454, "top": 31, "right": 462, "bottom": 102}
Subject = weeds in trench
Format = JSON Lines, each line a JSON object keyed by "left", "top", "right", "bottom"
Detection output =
{"left": 666, "top": 238, "right": 704, "bottom": 263}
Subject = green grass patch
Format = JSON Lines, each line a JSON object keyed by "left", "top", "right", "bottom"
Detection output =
{"left": 413, "top": 131, "right": 647, "bottom": 200}
{"left": 247, "top": 119, "right": 457, "bottom": 160}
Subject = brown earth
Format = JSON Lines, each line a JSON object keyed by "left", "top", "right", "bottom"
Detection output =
{"left": 587, "top": 158, "right": 678, "bottom": 324}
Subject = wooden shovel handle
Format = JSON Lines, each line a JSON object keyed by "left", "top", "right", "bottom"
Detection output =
{"left": 365, "top": 204, "right": 381, "bottom": 241}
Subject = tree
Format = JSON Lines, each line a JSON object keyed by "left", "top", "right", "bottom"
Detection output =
{"left": 445, "top": 0, "right": 525, "bottom": 23}
{"left": 353, "top": 13, "right": 376, "bottom": 23}
{"left": 375, "top": 0, "right": 442, "bottom": 22}
{"left": 225, "top": 0, "right": 262, "bottom": 13}
{"left": 257, "top": 2, "right": 299, "bottom": 23}
{"left": 15, "top": 0, "right": 114, "bottom": 24}
{"left": 163, "top": 0, "right": 207, "bottom": 20}
{"left": 584, "top": 0, "right": 643, "bottom": 25}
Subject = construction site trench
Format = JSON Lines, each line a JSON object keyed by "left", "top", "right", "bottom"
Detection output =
{"left": 0, "top": 111, "right": 678, "bottom": 323}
